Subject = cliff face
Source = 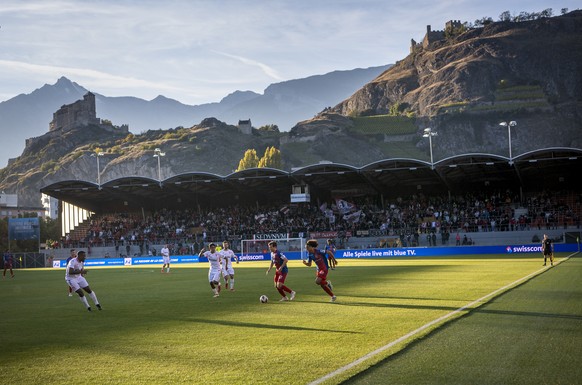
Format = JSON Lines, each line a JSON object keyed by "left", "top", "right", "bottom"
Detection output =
{"left": 334, "top": 11, "right": 582, "bottom": 117}
{"left": 0, "top": 118, "right": 282, "bottom": 207}
{"left": 315, "top": 11, "right": 582, "bottom": 169}
{"left": 2, "top": 13, "right": 582, "bottom": 208}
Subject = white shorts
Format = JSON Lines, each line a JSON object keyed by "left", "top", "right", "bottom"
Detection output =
{"left": 208, "top": 268, "right": 221, "bottom": 283}
{"left": 66, "top": 276, "right": 89, "bottom": 292}
{"left": 222, "top": 267, "right": 235, "bottom": 276}
{"left": 163, "top": 256, "right": 170, "bottom": 264}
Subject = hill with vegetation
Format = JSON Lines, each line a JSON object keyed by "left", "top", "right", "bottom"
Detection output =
{"left": 1, "top": 10, "right": 581, "bottom": 208}
{"left": 319, "top": 10, "right": 581, "bottom": 160}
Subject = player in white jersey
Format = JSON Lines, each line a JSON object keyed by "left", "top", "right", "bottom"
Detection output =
{"left": 160, "top": 244, "right": 171, "bottom": 273}
{"left": 65, "top": 250, "right": 102, "bottom": 311}
{"left": 198, "top": 243, "right": 222, "bottom": 297}
{"left": 220, "top": 240, "right": 239, "bottom": 291}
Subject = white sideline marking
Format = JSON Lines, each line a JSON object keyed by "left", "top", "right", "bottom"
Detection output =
{"left": 308, "top": 254, "right": 576, "bottom": 385}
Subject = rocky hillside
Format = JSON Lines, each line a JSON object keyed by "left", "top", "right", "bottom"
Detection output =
{"left": 0, "top": 118, "right": 285, "bottom": 207}
{"left": 307, "top": 11, "right": 581, "bottom": 163}
{"left": 0, "top": 65, "right": 389, "bottom": 169}
{"left": 334, "top": 11, "right": 582, "bottom": 117}
{"left": 2, "top": 11, "right": 582, "bottom": 208}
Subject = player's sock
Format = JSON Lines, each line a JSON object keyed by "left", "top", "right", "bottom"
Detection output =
{"left": 89, "top": 291, "right": 100, "bottom": 305}
{"left": 79, "top": 295, "right": 90, "bottom": 309}
{"left": 230, "top": 279, "right": 234, "bottom": 289}
{"left": 277, "top": 287, "right": 286, "bottom": 297}
{"left": 321, "top": 284, "right": 334, "bottom": 297}
{"left": 281, "top": 285, "right": 292, "bottom": 293}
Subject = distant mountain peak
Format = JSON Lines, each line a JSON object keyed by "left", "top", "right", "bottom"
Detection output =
{"left": 37, "top": 77, "right": 87, "bottom": 97}
{"left": 0, "top": 64, "right": 390, "bottom": 168}
{"left": 219, "top": 90, "right": 260, "bottom": 107}
{"left": 55, "top": 76, "right": 72, "bottom": 85}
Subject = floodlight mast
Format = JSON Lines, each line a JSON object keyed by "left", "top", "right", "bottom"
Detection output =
{"left": 153, "top": 148, "right": 166, "bottom": 187}
{"left": 499, "top": 121, "right": 517, "bottom": 164}
{"left": 91, "top": 152, "right": 104, "bottom": 189}
{"left": 422, "top": 128, "right": 438, "bottom": 169}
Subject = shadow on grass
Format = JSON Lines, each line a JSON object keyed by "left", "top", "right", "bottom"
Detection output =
{"left": 183, "top": 317, "right": 364, "bottom": 334}
{"left": 347, "top": 293, "right": 473, "bottom": 302}
{"left": 473, "top": 308, "right": 582, "bottom": 320}
{"left": 328, "top": 300, "right": 462, "bottom": 312}
{"left": 341, "top": 255, "right": 582, "bottom": 384}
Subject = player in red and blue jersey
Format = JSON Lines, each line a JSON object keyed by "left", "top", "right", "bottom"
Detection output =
{"left": 3, "top": 250, "right": 14, "bottom": 278}
{"left": 303, "top": 239, "right": 336, "bottom": 302}
{"left": 266, "top": 241, "right": 296, "bottom": 301}
{"left": 325, "top": 238, "right": 338, "bottom": 270}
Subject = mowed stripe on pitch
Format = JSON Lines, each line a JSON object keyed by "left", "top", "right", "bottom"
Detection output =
{"left": 308, "top": 254, "right": 574, "bottom": 385}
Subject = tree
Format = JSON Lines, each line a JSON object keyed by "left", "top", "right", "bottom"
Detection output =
{"left": 474, "top": 16, "right": 494, "bottom": 27}
{"left": 258, "top": 146, "right": 283, "bottom": 169}
{"left": 540, "top": 8, "right": 553, "bottom": 18}
{"left": 257, "top": 124, "right": 279, "bottom": 132}
{"left": 41, "top": 217, "right": 61, "bottom": 246}
{"left": 0, "top": 214, "right": 60, "bottom": 252}
{"left": 499, "top": 11, "right": 512, "bottom": 22}
{"left": 235, "top": 149, "right": 259, "bottom": 171}
{"left": 389, "top": 102, "right": 411, "bottom": 116}
{"left": 514, "top": 11, "right": 532, "bottom": 22}
{"left": 444, "top": 23, "right": 467, "bottom": 39}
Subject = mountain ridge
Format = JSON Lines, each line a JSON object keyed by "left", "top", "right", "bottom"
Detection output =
{"left": 0, "top": 65, "right": 390, "bottom": 168}
{"left": 1, "top": 12, "right": 581, "bottom": 208}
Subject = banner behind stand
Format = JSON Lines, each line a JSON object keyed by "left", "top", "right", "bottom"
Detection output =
{"left": 53, "top": 255, "right": 199, "bottom": 268}
{"left": 52, "top": 243, "right": 578, "bottom": 268}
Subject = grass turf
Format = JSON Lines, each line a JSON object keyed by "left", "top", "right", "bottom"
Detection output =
{"left": 343, "top": 253, "right": 582, "bottom": 385}
{"left": 0, "top": 254, "right": 576, "bottom": 384}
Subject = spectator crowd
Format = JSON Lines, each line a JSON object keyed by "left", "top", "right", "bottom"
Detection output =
{"left": 61, "top": 189, "right": 580, "bottom": 253}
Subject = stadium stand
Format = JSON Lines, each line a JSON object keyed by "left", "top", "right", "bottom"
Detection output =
{"left": 41, "top": 148, "right": 582, "bottom": 259}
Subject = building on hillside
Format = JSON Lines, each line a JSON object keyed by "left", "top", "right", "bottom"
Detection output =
{"left": 25, "top": 92, "right": 129, "bottom": 150}
{"left": 410, "top": 20, "right": 463, "bottom": 52}
{"left": 49, "top": 92, "right": 101, "bottom": 131}
{"left": 0, "top": 193, "right": 18, "bottom": 209}
{"left": 0, "top": 193, "right": 46, "bottom": 219}
{"left": 238, "top": 119, "right": 252, "bottom": 135}
{"left": 42, "top": 193, "right": 59, "bottom": 220}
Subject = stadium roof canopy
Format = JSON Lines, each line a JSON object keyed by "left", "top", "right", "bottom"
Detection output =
{"left": 41, "top": 148, "right": 582, "bottom": 213}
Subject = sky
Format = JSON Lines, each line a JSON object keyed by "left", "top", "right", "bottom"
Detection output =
{"left": 0, "top": 0, "right": 579, "bottom": 106}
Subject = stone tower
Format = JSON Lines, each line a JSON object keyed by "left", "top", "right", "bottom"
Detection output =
{"left": 49, "top": 92, "right": 100, "bottom": 131}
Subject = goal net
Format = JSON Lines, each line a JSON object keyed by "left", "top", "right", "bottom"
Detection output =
{"left": 240, "top": 237, "right": 306, "bottom": 261}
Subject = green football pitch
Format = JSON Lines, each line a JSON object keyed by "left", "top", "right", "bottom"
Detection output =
{"left": 1, "top": 253, "right": 580, "bottom": 385}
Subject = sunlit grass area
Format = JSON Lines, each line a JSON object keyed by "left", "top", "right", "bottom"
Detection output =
{"left": 0, "top": 254, "right": 577, "bottom": 385}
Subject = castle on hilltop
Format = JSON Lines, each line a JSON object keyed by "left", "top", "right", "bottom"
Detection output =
{"left": 46, "top": 91, "right": 128, "bottom": 134}
{"left": 49, "top": 92, "right": 101, "bottom": 131}
{"left": 410, "top": 20, "right": 463, "bottom": 52}
{"left": 21, "top": 92, "right": 128, "bottom": 154}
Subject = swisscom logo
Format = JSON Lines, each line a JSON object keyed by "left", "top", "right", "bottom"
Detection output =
{"left": 506, "top": 245, "right": 543, "bottom": 253}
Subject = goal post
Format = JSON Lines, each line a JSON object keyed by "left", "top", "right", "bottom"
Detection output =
{"left": 240, "top": 237, "right": 306, "bottom": 261}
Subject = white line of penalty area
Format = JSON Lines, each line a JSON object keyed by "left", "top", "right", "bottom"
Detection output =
{"left": 308, "top": 253, "right": 577, "bottom": 385}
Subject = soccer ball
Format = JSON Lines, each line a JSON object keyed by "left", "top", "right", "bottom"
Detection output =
{"left": 259, "top": 295, "right": 268, "bottom": 303}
